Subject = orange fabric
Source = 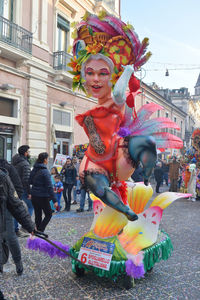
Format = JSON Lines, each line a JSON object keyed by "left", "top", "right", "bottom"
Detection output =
{"left": 76, "top": 104, "right": 123, "bottom": 179}
{"left": 184, "top": 170, "right": 191, "bottom": 188}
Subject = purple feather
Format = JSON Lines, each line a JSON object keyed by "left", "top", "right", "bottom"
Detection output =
{"left": 26, "top": 237, "right": 70, "bottom": 259}
{"left": 125, "top": 259, "right": 145, "bottom": 279}
{"left": 117, "top": 127, "right": 131, "bottom": 137}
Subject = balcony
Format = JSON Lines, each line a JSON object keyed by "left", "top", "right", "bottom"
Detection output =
{"left": 53, "top": 51, "right": 73, "bottom": 83}
{"left": 0, "top": 15, "right": 32, "bottom": 62}
{"left": 53, "top": 51, "right": 72, "bottom": 71}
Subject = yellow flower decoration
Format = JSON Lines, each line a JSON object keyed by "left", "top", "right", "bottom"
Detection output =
{"left": 71, "top": 21, "right": 78, "bottom": 28}
{"left": 123, "top": 22, "right": 134, "bottom": 32}
{"left": 85, "top": 41, "right": 103, "bottom": 55}
{"left": 71, "top": 29, "right": 77, "bottom": 40}
{"left": 111, "top": 71, "right": 123, "bottom": 85}
{"left": 82, "top": 11, "right": 91, "bottom": 21}
{"left": 98, "top": 10, "right": 107, "bottom": 20}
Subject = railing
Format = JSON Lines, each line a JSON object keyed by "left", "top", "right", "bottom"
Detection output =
{"left": 53, "top": 51, "right": 72, "bottom": 72}
{"left": 0, "top": 15, "right": 32, "bottom": 54}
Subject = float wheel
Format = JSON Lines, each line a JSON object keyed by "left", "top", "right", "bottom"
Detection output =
{"left": 75, "top": 265, "right": 85, "bottom": 277}
{"left": 147, "top": 267, "right": 153, "bottom": 273}
{"left": 122, "top": 274, "right": 133, "bottom": 289}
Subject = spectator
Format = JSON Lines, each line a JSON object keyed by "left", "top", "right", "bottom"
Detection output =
{"left": 76, "top": 187, "right": 93, "bottom": 212}
{"left": 0, "top": 168, "right": 35, "bottom": 275}
{"left": 131, "top": 164, "right": 143, "bottom": 182}
{"left": 0, "top": 159, "right": 25, "bottom": 274}
{"left": 72, "top": 157, "right": 81, "bottom": 205}
{"left": 154, "top": 162, "right": 164, "bottom": 193}
{"left": 169, "top": 156, "right": 180, "bottom": 192}
{"left": 12, "top": 145, "right": 33, "bottom": 236}
{"left": 53, "top": 175, "right": 64, "bottom": 212}
{"left": 61, "top": 158, "right": 77, "bottom": 211}
{"left": 29, "top": 152, "right": 58, "bottom": 232}
{"left": 162, "top": 159, "right": 169, "bottom": 186}
{"left": 188, "top": 163, "right": 196, "bottom": 201}
{"left": 50, "top": 166, "right": 59, "bottom": 212}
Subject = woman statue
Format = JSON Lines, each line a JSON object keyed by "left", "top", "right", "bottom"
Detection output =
{"left": 69, "top": 12, "right": 181, "bottom": 221}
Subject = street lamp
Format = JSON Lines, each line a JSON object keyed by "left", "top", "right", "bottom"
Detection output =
{"left": 165, "top": 69, "right": 169, "bottom": 76}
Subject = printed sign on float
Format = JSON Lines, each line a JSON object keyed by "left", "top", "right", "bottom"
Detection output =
{"left": 78, "top": 237, "right": 115, "bottom": 271}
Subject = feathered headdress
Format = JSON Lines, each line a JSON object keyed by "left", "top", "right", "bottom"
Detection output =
{"left": 68, "top": 11, "right": 151, "bottom": 92}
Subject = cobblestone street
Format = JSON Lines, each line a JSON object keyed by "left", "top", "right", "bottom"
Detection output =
{"left": 0, "top": 185, "right": 200, "bottom": 300}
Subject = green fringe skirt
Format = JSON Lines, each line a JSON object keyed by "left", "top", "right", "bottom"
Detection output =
{"left": 70, "top": 230, "right": 173, "bottom": 280}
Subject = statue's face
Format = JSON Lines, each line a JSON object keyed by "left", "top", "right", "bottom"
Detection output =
{"left": 85, "top": 59, "right": 111, "bottom": 99}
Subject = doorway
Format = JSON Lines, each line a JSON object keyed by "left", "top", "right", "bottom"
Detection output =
{"left": 53, "top": 139, "right": 69, "bottom": 160}
{"left": 0, "top": 135, "right": 5, "bottom": 159}
{"left": 0, "top": 134, "right": 13, "bottom": 162}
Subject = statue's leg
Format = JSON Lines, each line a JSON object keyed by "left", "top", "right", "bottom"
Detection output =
{"left": 128, "top": 136, "right": 157, "bottom": 185}
{"left": 85, "top": 173, "right": 138, "bottom": 221}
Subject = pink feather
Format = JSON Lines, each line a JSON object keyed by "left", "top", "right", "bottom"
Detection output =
{"left": 153, "top": 132, "right": 183, "bottom": 149}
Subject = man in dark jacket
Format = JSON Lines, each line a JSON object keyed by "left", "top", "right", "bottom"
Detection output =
{"left": 162, "top": 159, "right": 169, "bottom": 186}
{"left": 0, "top": 168, "right": 35, "bottom": 276}
{"left": 12, "top": 145, "right": 33, "bottom": 235}
{"left": 131, "top": 164, "right": 144, "bottom": 182}
{"left": 61, "top": 158, "right": 77, "bottom": 211}
{"left": 154, "top": 162, "right": 164, "bottom": 193}
{"left": 0, "top": 159, "right": 23, "bottom": 198}
{"left": 0, "top": 159, "right": 25, "bottom": 275}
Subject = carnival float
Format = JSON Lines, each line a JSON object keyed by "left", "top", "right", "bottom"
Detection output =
{"left": 27, "top": 11, "right": 189, "bottom": 288}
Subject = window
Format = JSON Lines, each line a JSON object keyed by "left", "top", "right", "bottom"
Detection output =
{"left": 157, "top": 110, "right": 160, "bottom": 117}
{"left": 0, "top": 0, "right": 13, "bottom": 20}
{"left": 165, "top": 112, "right": 169, "bottom": 118}
{"left": 174, "top": 117, "right": 177, "bottom": 135}
{"left": 53, "top": 109, "right": 71, "bottom": 126}
{"left": 0, "top": 97, "right": 14, "bottom": 117}
{"left": 57, "top": 15, "right": 70, "bottom": 52}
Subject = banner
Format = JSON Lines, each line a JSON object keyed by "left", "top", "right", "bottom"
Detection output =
{"left": 53, "top": 153, "right": 68, "bottom": 173}
{"left": 78, "top": 237, "right": 115, "bottom": 271}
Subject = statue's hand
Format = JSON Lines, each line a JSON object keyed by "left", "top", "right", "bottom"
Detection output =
{"left": 113, "top": 65, "right": 134, "bottom": 106}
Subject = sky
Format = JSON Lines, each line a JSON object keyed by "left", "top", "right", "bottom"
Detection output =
{"left": 120, "top": 0, "right": 200, "bottom": 94}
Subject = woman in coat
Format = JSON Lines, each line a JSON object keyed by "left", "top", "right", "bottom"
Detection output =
{"left": 30, "top": 152, "right": 58, "bottom": 232}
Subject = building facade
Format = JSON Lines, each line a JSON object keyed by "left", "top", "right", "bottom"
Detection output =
{"left": 0, "top": 0, "right": 187, "bottom": 163}
{"left": 137, "top": 83, "right": 187, "bottom": 156}
{"left": 0, "top": 0, "right": 120, "bottom": 163}
{"left": 155, "top": 87, "right": 195, "bottom": 148}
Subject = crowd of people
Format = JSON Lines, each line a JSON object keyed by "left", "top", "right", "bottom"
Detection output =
{"left": 0, "top": 144, "right": 95, "bottom": 299}
{"left": 131, "top": 155, "right": 200, "bottom": 201}
{"left": 0, "top": 146, "right": 93, "bottom": 286}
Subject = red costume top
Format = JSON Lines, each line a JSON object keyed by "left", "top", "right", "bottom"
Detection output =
{"left": 76, "top": 103, "right": 123, "bottom": 178}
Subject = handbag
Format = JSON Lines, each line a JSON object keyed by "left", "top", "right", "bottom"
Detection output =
{"left": 2, "top": 239, "right": 9, "bottom": 264}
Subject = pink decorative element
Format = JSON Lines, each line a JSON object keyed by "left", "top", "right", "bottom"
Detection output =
{"left": 93, "top": 199, "right": 105, "bottom": 216}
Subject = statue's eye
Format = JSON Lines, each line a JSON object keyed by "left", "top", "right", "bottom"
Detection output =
{"left": 100, "top": 72, "right": 109, "bottom": 76}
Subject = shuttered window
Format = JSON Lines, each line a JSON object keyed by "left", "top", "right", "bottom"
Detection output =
{"left": 53, "top": 109, "right": 71, "bottom": 126}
